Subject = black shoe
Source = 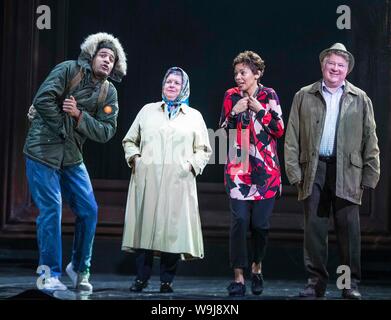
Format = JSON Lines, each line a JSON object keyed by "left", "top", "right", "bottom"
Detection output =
{"left": 227, "top": 282, "right": 246, "bottom": 296}
{"left": 299, "top": 284, "right": 326, "bottom": 298}
{"left": 160, "top": 282, "right": 174, "bottom": 293}
{"left": 342, "top": 288, "right": 362, "bottom": 300}
{"left": 251, "top": 273, "right": 264, "bottom": 295}
{"left": 130, "top": 279, "right": 148, "bottom": 292}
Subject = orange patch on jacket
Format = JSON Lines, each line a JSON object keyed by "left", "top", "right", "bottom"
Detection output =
{"left": 103, "top": 105, "right": 112, "bottom": 114}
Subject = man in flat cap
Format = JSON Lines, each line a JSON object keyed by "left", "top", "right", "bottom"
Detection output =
{"left": 284, "top": 43, "right": 380, "bottom": 299}
{"left": 24, "top": 32, "right": 127, "bottom": 292}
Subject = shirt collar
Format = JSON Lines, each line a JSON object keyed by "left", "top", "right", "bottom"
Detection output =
{"left": 322, "top": 80, "right": 345, "bottom": 94}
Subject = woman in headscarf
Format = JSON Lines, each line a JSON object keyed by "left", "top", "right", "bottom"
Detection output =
{"left": 122, "top": 67, "right": 212, "bottom": 293}
{"left": 219, "top": 51, "right": 284, "bottom": 296}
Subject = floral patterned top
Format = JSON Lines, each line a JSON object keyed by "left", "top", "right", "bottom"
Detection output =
{"left": 219, "top": 85, "right": 284, "bottom": 200}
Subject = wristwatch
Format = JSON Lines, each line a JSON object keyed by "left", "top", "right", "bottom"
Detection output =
{"left": 230, "top": 109, "right": 237, "bottom": 117}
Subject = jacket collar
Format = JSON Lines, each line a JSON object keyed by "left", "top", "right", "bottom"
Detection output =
{"left": 309, "top": 79, "right": 359, "bottom": 96}
{"left": 76, "top": 60, "right": 107, "bottom": 84}
{"left": 160, "top": 102, "right": 188, "bottom": 114}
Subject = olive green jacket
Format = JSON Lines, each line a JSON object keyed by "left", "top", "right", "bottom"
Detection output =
{"left": 24, "top": 59, "right": 119, "bottom": 169}
{"left": 284, "top": 80, "right": 380, "bottom": 205}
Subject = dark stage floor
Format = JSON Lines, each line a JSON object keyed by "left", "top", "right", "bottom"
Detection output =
{"left": 1, "top": 268, "right": 391, "bottom": 300}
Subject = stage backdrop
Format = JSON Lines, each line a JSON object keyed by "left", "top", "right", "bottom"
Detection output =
{"left": 1, "top": 0, "right": 390, "bottom": 247}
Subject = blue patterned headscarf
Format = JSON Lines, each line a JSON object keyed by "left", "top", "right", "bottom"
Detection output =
{"left": 162, "top": 67, "right": 190, "bottom": 119}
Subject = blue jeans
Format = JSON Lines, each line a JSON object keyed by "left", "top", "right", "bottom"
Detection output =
{"left": 25, "top": 157, "right": 98, "bottom": 277}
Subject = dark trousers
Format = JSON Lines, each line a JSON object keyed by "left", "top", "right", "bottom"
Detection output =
{"left": 303, "top": 159, "right": 361, "bottom": 289}
{"left": 229, "top": 198, "right": 275, "bottom": 269}
{"left": 135, "top": 249, "right": 180, "bottom": 283}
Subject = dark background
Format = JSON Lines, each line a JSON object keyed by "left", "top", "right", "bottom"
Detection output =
{"left": 1, "top": 0, "right": 390, "bottom": 279}
{"left": 68, "top": 0, "right": 352, "bottom": 183}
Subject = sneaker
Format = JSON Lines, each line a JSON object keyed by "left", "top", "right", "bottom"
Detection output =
{"left": 130, "top": 279, "right": 148, "bottom": 292}
{"left": 227, "top": 282, "right": 246, "bottom": 296}
{"left": 66, "top": 262, "right": 93, "bottom": 293}
{"left": 160, "top": 282, "right": 174, "bottom": 293}
{"left": 40, "top": 276, "right": 67, "bottom": 291}
{"left": 251, "top": 273, "right": 264, "bottom": 295}
{"left": 342, "top": 288, "right": 362, "bottom": 300}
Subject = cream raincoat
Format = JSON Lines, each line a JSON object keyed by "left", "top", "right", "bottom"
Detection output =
{"left": 121, "top": 101, "right": 212, "bottom": 259}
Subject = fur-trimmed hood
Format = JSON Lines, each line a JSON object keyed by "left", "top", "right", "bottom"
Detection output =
{"left": 78, "top": 32, "right": 127, "bottom": 82}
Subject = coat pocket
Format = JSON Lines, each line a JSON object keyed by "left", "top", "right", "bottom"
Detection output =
{"left": 134, "top": 156, "right": 146, "bottom": 176}
{"left": 299, "top": 153, "right": 309, "bottom": 178}
{"left": 350, "top": 153, "right": 363, "bottom": 168}
{"left": 299, "top": 153, "right": 308, "bottom": 164}
{"left": 298, "top": 153, "right": 309, "bottom": 194}
{"left": 133, "top": 156, "right": 142, "bottom": 176}
{"left": 178, "top": 161, "right": 192, "bottom": 178}
{"left": 134, "top": 157, "right": 145, "bottom": 187}
{"left": 346, "top": 152, "right": 363, "bottom": 198}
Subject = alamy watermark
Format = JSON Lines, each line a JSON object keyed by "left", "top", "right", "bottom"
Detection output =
{"left": 36, "top": 4, "right": 351, "bottom": 31}
{"left": 336, "top": 265, "right": 352, "bottom": 290}
{"left": 36, "top": 265, "right": 51, "bottom": 289}
{"left": 133, "top": 128, "right": 251, "bottom": 171}
{"left": 336, "top": 5, "right": 351, "bottom": 30}
{"left": 36, "top": 5, "right": 51, "bottom": 30}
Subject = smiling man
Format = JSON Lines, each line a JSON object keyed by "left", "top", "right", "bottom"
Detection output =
{"left": 23, "top": 32, "right": 127, "bottom": 293}
{"left": 284, "top": 43, "right": 380, "bottom": 299}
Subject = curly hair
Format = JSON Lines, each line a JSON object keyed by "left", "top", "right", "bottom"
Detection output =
{"left": 233, "top": 50, "right": 265, "bottom": 75}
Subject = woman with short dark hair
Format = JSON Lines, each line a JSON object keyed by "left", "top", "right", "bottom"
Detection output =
{"left": 219, "top": 50, "right": 284, "bottom": 296}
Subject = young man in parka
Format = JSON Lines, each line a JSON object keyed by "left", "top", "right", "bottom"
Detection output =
{"left": 24, "top": 32, "right": 127, "bottom": 292}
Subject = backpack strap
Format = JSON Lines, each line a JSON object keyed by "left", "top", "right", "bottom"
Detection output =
{"left": 97, "top": 80, "right": 110, "bottom": 108}
{"left": 67, "top": 68, "right": 84, "bottom": 93}
{"left": 59, "top": 68, "right": 84, "bottom": 102}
